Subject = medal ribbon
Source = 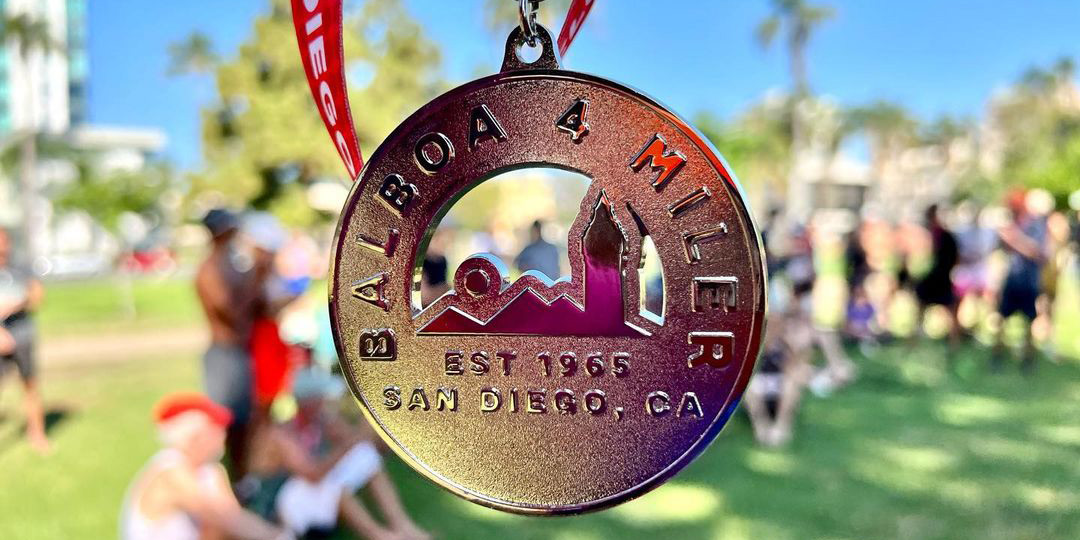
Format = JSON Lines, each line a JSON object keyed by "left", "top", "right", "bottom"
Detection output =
{"left": 556, "top": 0, "right": 595, "bottom": 57}
{"left": 290, "top": 0, "right": 595, "bottom": 180}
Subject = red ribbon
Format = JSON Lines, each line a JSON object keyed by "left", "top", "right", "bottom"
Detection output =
{"left": 290, "top": 0, "right": 364, "bottom": 179}
{"left": 557, "top": 0, "right": 595, "bottom": 57}
{"left": 291, "top": 0, "right": 594, "bottom": 180}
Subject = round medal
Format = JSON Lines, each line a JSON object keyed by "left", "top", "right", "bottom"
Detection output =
{"left": 329, "top": 24, "right": 766, "bottom": 514}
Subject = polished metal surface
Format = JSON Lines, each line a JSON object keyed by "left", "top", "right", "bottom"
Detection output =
{"left": 330, "top": 24, "right": 766, "bottom": 515}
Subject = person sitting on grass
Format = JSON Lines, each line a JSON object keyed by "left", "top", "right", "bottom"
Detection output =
{"left": 241, "top": 368, "right": 429, "bottom": 540}
{"left": 120, "top": 392, "right": 292, "bottom": 540}
{"left": 743, "top": 249, "right": 815, "bottom": 448}
{"left": 744, "top": 302, "right": 814, "bottom": 447}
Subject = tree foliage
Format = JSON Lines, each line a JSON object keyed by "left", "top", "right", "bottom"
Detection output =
{"left": 185, "top": 0, "right": 444, "bottom": 226}
{"left": 0, "top": 13, "right": 57, "bottom": 57}
{"left": 483, "top": 0, "right": 572, "bottom": 38}
{"left": 990, "top": 57, "right": 1080, "bottom": 205}
{"left": 53, "top": 159, "right": 173, "bottom": 236}
{"left": 167, "top": 32, "right": 219, "bottom": 76}
{"left": 844, "top": 100, "right": 917, "bottom": 176}
{"left": 695, "top": 101, "right": 793, "bottom": 195}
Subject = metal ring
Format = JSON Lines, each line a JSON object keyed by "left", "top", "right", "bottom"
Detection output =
{"left": 518, "top": 0, "right": 539, "bottom": 46}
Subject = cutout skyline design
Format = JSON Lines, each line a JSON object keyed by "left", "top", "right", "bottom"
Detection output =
{"left": 417, "top": 192, "right": 649, "bottom": 337}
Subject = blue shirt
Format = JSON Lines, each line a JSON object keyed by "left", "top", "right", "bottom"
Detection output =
{"left": 1005, "top": 217, "right": 1047, "bottom": 288}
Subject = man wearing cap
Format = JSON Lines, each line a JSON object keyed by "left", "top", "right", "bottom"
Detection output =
{"left": 241, "top": 368, "right": 429, "bottom": 540}
{"left": 120, "top": 392, "right": 293, "bottom": 540}
{"left": 196, "top": 208, "right": 262, "bottom": 473}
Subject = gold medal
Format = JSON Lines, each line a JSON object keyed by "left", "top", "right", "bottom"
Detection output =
{"left": 328, "top": 22, "right": 766, "bottom": 514}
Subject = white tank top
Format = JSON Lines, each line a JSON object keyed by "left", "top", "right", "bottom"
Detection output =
{"left": 119, "top": 449, "right": 218, "bottom": 540}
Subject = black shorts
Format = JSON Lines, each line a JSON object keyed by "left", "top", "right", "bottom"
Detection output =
{"left": 998, "top": 281, "right": 1038, "bottom": 320}
{"left": 916, "top": 274, "right": 955, "bottom": 307}
{"left": 1, "top": 317, "right": 36, "bottom": 381}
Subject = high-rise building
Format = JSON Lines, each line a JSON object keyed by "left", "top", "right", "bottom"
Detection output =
{"left": 0, "top": 0, "right": 86, "bottom": 134}
{"left": 65, "top": 0, "right": 88, "bottom": 126}
{"left": 0, "top": 0, "right": 167, "bottom": 272}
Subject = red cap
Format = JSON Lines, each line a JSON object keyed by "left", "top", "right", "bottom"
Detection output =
{"left": 1006, "top": 188, "right": 1027, "bottom": 214}
{"left": 153, "top": 392, "right": 233, "bottom": 428}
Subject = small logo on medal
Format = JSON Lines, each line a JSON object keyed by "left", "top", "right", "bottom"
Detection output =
{"left": 416, "top": 192, "right": 645, "bottom": 337}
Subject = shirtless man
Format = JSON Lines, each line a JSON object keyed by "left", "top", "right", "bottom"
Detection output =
{"left": 0, "top": 228, "right": 48, "bottom": 453}
{"left": 195, "top": 209, "right": 266, "bottom": 474}
{"left": 121, "top": 392, "right": 292, "bottom": 540}
{"left": 242, "top": 368, "right": 429, "bottom": 540}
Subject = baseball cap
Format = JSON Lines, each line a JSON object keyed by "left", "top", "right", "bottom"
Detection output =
{"left": 202, "top": 208, "right": 239, "bottom": 238}
{"left": 244, "top": 212, "right": 287, "bottom": 253}
{"left": 153, "top": 392, "right": 233, "bottom": 428}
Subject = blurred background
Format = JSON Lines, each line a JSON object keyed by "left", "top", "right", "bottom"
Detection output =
{"left": 0, "top": 0, "right": 1078, "bottom": 538}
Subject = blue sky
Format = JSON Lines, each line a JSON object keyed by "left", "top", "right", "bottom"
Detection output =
{"left": 88, "top": 1, "right": 1080, "bottom": 170}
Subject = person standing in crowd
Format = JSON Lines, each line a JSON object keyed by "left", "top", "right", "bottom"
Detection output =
{"left": 1071, "top": 190, "right": 1080, "bottom": 256}
{"left": 195, "top": 208, "right": 273, "bottom": 474}
{"left": 515, "top": 220, "right": 561, "bottom": 281}
{"left": 120, "top": 392, "right": 292, "bottom": 540}
{"left": 246, "top": 213, "right": 305, "bottom": 438}
{"left": 952, "top": 204, "right": 997, "bottom": 333}
{"left": 914, "top": 204, "right": 961, "bottom": 345}
{"left": 844, "top": 220, "right": 878, "bottom": 347}
{"left": 1071, "top": 190, "right": 1080, "bottom": 282}
{"left": 0, "top": 228, "right": 49, "bottom": 453}
{"left": 844, "top": 220, "right": 872, "bottom": 303}
{"left": 241, "top": 369, "right": 429, "bottom": 540}
{"left": 994, "top": 190, "right": 1048, "bottom": 373}
{"left": 787, "top": 224, "right": 854, "bottom": 393}
{"left": 1071, "top": 190, "right": 1080, "bottom": 246}
{"left": 420, "top": 226, "right": 454, "bottom": 307}
{"left": 1041, "top": 209, "right": 1071, "bottom": 355}
{"left": 421, "top": 254, "right": 450, "bottom": 307}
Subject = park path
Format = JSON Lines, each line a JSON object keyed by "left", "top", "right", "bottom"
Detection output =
{"left": 39, "top": 326, "right": 207, "bottom": 370}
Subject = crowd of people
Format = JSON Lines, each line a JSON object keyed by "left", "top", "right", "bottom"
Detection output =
{"left": 120, "top": 208, "right": 429, "bottom": 540}
{"left": 745, "top": 187, "right": 1080, "bottom": 447}
{"left": 3, "top": 185, "right": 1078, "bottom": 536}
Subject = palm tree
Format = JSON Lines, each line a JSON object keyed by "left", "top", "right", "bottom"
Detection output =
{"left": 167, "top": 32, "right": 219, "bottom": 76}
{"left": 0, "top": 14, "right": 53, "bottom": 54}
{"left": 921, "top": 115, "right": 971, "bottom": 165}
{"left": 990, "top": 56, "right": 1080, "bottom": 203}
{"left": 846, "top": 102, "right": 916, "bottom": 171}
{"left": 755, "top": 0, "right": 835, "bottom": 220}
{"left": 756, "top": 0, "right": 835, "bottom": 96}
{"left": 845, "top": 101, "right": 917, "bottom": 205}
{"left": 0, "top": 13, "right": 59, "bottom": 262}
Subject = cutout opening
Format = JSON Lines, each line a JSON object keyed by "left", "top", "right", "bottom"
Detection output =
{"left": 415, "top": 167, "right": 589, "bottom": 311}
{"left": 516, "top": 40, "right": 543, "bottom": 64}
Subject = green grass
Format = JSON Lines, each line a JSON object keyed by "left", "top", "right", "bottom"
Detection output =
{"left": 2, "top": 341, "right": 1078, "bottom": 539}
{"left": 35, "top": 276, "right": 202, "bottom": 338}
{"left": 0, "top": 354, "right": 203, "bottom": 538}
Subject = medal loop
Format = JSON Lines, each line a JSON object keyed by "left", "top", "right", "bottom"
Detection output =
{"left": 501, "top": 21, "right": 561, "bottom": 72}
{"left": 518, "top": 0, "right": 541, "bottom": 46}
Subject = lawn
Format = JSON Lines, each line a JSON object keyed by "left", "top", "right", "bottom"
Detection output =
{"left": 35, "top": 276, "right": 202, "bottom": 338}
{"left": 2, "top": 340, "right": 1077, "bottom": 539}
